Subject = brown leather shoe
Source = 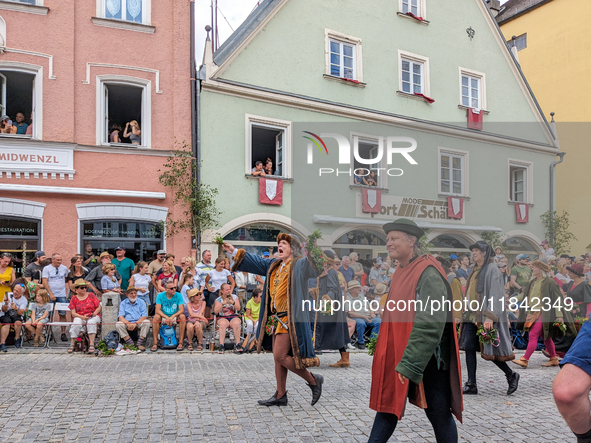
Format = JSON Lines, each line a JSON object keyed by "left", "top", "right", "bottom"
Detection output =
{"left": 512, "top": 357, "right": 528, "bottom": 368}
{"left": 542, "top": 356, "right": 560, "bottom": 367}
{"left": 329, "top": 352, "right": 350, "bottom": 367}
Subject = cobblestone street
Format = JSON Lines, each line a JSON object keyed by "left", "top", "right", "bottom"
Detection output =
{"left": 0, "top": 349, "right": 570, "bottom": 442}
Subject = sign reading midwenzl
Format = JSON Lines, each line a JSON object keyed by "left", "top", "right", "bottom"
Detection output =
{"left": 357, "top": 193, "right": 465, "bottom": 223}
{"left": 0, "top": 146, "right": 74, "bottom": 176}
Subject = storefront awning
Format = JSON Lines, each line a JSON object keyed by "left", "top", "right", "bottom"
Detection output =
{"left": 313, "top": 215, "right": 502, "bottom": 232}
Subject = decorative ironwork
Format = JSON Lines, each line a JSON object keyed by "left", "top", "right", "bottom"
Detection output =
{"left": 466, "top": 27, "right": 475, "bottom": 40}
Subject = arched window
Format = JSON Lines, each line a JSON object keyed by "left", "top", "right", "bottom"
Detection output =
{"left": 502, "top": 237, "right": 539, "bottom": 262}
{"left": 429, "top": 234, "right": 472, "bottom": 255}
{"left": 332, "top": 229, "right": 387, "bottom": 262}
{"left": 224, "top": 223, "right": 289, "bottom": 256}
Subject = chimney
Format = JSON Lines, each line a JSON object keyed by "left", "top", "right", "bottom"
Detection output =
{"left": 486, "top": 0, "right": 501, "bottom": 17}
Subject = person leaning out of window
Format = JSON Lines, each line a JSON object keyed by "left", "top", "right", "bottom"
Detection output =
{"left": 251, "top": 160, "right": 267, "bottom": 176}
{"left": 109, "top": 124, "right": 122, "bottom": 143}
{"left": 0, "top": 116, "right": 16, "bottom": 134}
{"left": 123, "top": 120, "right": 141, "bottom": 145}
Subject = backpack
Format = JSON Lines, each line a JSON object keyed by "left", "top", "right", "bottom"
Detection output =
{"left": 104, "top": 331, "right": 120, "bottom": 350}
{"left": 158, "top": 325, "right": 178, "bottom": 349}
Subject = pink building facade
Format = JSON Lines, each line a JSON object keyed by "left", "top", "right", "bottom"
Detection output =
{"left": 0, "top": 0, "right": 193, "bottom": 275}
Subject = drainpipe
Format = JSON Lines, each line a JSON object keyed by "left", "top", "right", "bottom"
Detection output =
{"left": 190, "top": 0, "right": 199, "bottom": 254}
{"left": 549, "top": 113, "right": 565, "bottom": 244}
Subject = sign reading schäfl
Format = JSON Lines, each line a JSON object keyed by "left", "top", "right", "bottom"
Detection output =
{"left": 356, "top": 193, "right": 465, "bottom": 223}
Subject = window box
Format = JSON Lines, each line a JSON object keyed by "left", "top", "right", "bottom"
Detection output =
{"left": 324, "top": 29, "right": 363, "bottom": 83}
{"left": 91, "top": 17, "right": 155, "bottom": 34}
{"left": 323, "top": 74, "right": 366, "bottom": 88}
{"left": 396, "top": 12, "right": 429, "bottom": 24}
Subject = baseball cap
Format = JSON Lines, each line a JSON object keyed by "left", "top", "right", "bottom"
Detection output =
{"left": 1, "top": 115, "right": 9, "bottom": 121}
{"left": 262, "top": 251, "right": 270, "bottom": 257}
{"left": 34, "top": 251, "right": 46, "bottom": 258}
{"left": 114, "top": 246, "right": 125, "bottom": 251}
{"left": 497, "top": 262, "right": 507, "bottom": 268}
{"left": 157, "top": 249, "right": 166, "bottom": 255}
{"left": 449, "top": 254, "right": 458, "bottom": 260}
{"left": 516, "top": 254, "right": 528, "bottom": 260}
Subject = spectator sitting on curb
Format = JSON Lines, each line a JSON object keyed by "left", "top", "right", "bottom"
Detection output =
{"left": 346, "top": 279, "right": 380, "bottom": 350}
{"left": 116, "top": 287, "right": 150, "bottom": 351}
{"left": 151, "top": 281, "right": 186, "bottom": 352}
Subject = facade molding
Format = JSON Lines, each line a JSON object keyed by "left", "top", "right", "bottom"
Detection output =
{"left": 207, "top": 212, "right": 310, "bottom": 242}
{"left": 0, "top": 1, "right": 48, "bottom": 15}
{"left": 0, "top": 183, "right": 165, "bottom": 199}
{"left": 0, "top": 48, "right": 55, "bottom": 79}
{"left": 203, "top": 78, "right": 559, "bottom": 156}
{"left": 76, "top": 202, "right": 168, "bottom": 222}
{"left": 501, "top": 229, "right": 543, "bottom": 254}
{"left": 91, "top": 17, "right": 155, "bottom": 34}
{"left": 426, "top": 229, "right": 481, "bottom": 245}
{"left": 82, "top": 62, "right": 162, "bottom": 93}
{"left": 0, "top": 197, "right": 45, "bottom": 219}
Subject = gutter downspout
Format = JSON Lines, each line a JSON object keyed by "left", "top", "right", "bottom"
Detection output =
{"left": 549, "top": 112, "right": 565, "bottom": 244}
{"left": 190, "top": 0, "right": 199, "bottom": 253}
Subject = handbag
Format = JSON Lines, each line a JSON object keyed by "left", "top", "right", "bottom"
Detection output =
{"left": 523, "top": 311, "right": 541, "bottom": 331}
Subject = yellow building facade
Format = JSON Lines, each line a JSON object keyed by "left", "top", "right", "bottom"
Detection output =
{"left": 498, "top": 0, "right": 591, "bottom": 252}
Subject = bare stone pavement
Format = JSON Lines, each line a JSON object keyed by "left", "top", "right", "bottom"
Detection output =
{"left": 0, "top": 349, "right": 574, "bottom": 442}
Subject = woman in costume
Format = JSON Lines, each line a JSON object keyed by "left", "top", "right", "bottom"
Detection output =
{"left": 513, "top": 260, "right": 577, "bottom": 368}
{"left": 223, "top": 233, "right": 323, "bottom": 406}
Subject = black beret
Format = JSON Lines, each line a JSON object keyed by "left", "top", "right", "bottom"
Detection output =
{"left": 382, "top": 218, "right": 424, "bottom": 239}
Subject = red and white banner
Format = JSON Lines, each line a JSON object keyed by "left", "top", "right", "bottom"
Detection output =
{"left": 516, "top": 203, "right": 529, "bottom": 223}
{"left": 468, "top": 108, "right": 483, "bottom": 131}
{"left": 447, "top": 197, "right": 463, "bottom": 219}
{"left": 362, "top": 188, "right": 381, "bottom": 213}
{"left": 259, "top": 178, "right": 283, "bottom": 205}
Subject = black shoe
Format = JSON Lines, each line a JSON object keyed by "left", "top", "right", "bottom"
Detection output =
{"left": 0, "top": 344, "right": 6, "bottom": 353}
{"left": 14, "top": 341, "right": 22, "bottom": 349}
{"left": 60, "top": 333, "right": 68, "bottom": 342}
{"left": 507, "top": 371, "right": 519, "bottom": 395}
{"left": 356, "top": 343, "right": 366, "bottom": 350}
{"left": 462, "top": 382, "right": 478, "bottom": 395}
{"left": 257, "top": 391, "right": 288, "bottom": 406}
{"left": 234, "top": 344, "right": 244, "bottom": 354}
{"left": 308, "top": 373, "right": 324, "bottom": 406}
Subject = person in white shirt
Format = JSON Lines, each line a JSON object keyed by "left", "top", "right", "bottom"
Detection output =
{"left": 0, "top": 284, "right": 29, "bottom": 351}
{"left": 41, "top": 253, "right": 70, "bottom": 341}
{"left": 540, "top": 240, "right": 555, "bottom": 258}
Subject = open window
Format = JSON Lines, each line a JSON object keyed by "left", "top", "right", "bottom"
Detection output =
{"left": 247, "top": 115, "right": 292, "bottom": 179}
{"left": 0, "top": 69, "right": 35, "bottom": 138}
{"left": 98, "top": 76, "right": 150, "bottom": 148}
{"left": 508, "top": 160, "right": 533, "bottom": 203}
{"left": 351, "top": 135, "right": 384, "bottom": 188}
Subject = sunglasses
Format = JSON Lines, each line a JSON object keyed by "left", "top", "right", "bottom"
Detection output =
{"left": 77, "top": 286, "right": 87, "bottom": 290}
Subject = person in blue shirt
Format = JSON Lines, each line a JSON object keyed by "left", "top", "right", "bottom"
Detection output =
{"left": 112, "top": 246, "right": 135, "bottom": 293}
{"left": 151, "top": 281, "right": 186, "bottom": 352}
{"left": 14, "top": 113, "right": 29, "bottom": 135}
{"left": 338, "top": 256, "right": 356, "bottom": 283}
{"left": 456, "top": 255, "right": 472, "bottom": 284}
{"left": 116, "top": 287, "right": 150, "bottom": 351}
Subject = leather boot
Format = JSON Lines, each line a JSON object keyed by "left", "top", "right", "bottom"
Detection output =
{"left": 512, "top": 357, "right": 528, "bottom": 368}
{"left": 308, "top": 373, "right": 324, "bottom": 406}
{"left": 506, "top": 371, "right": 519, "bottom": 395}
{"left": 462, "top": 381, "right": 478, "bottom": 395}
{"left": 541, "top": 356, "right": 560, "bottom": 367}
{"left": 257, "top": 391, "right": 288, "bottom": 406}
{"left": 329, "top": 352, "right": 350, "bottom": 367}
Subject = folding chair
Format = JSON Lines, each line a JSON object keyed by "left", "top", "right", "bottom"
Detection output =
{"left": 46, "top": 302, "right": 73, "bottom": 348}
{"left": 212, "top": 313, "right": 244, "bottom": 349}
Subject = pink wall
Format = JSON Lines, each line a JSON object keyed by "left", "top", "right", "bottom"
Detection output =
{"left": 0, "top": 0, "right": 194, "bottom": 261}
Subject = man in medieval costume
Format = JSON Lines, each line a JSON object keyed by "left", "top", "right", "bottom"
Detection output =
{"left": 312, "top": 250, "right": 351, "bottom": 367}
{"left": 369, "top": 218, "right": 462, "bottom": 443}
{"left": 223, "top": 233, "right": 323, "bottom": 406}
{"left": 461, "top": 241, "right": 520, "bottom": 396}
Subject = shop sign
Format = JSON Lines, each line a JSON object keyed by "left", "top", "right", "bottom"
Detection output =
{"left": 0, "top": 145, "right": 75, "bottom": 178}
{"left": 0, "top": 219, "right": 39, "bottom": 236}
{"left": 356, "top": 194, "right": 465, "bottom": 223}
{"left": 82, "top": 223, "right": 161, "bottom": 239}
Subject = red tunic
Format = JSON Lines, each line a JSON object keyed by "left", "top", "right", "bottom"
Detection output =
{"left": 369, "top": 255, "right": 462, "bottom": 422}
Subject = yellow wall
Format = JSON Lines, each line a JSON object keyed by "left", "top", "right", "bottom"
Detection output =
{"left": 500, "top": 0, "right": 591, "bottom": 252}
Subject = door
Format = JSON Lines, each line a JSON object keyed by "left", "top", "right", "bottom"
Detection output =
{"left": 0, "top": 73, "right": 6, "bottom": 116}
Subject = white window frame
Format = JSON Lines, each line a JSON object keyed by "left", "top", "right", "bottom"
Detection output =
{"left": 96, "top": 75, "right": 151, "bottom": 148}
{"left": 459, "top": 67, "right": 487, "bottom": 111}
{"left": 350, "top": 132, "right": 387, "bottom": 189}
{"left": 508, "top": 159, "right": 533, "bottom": 204}
{"left": 0, "top": 61, "right": 43, "bottom": 140}
{"left": 399, "top": 0, "right": 426, "bottom": 18}
{"left": 96, "top": 0, "right": 151, "bottom": 25}
{"left": 245, "top": 114, "right": 292, "bottom": 179}
{"left": 438, "top": 147, "right": 469, "bottom": 197}
{"left": 398, "top": 50, "right": 430, "bottom": 97}
{"left": 324, "top": 29, "right": 363, "bottom": 83}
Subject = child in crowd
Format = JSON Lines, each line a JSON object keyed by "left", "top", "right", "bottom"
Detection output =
{"left": 180, "top": 272, "right": 195, "bottom": 305}
{"left": 129, "top": 261, "right": 151, "bottom": 307}
{"left": 186, "top": 289, "right": 208, "bottom": 351}
{"left": 24, "top": 289, "right": 51, "bottom": 347}
{"left": 245, "top": 288, "right": 261, "bottom": 335}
